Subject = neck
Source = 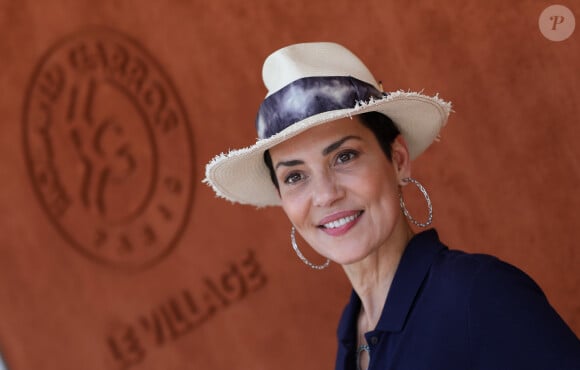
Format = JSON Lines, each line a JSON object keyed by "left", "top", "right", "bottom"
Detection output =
{"left": 342, "top": 218, "right": 414, "bottom": 331}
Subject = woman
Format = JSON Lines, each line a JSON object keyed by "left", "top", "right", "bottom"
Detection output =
{"left": 204, "top": 42, "right": 580, "bottom": 369}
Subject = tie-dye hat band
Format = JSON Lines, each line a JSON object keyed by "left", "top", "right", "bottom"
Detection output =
{"left": 256, "top": 76, "right": 383, "bottom": 139}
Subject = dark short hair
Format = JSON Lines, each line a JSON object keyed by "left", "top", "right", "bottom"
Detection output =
{"left": 263, "top": 112, "right": 401, "bottom": 189}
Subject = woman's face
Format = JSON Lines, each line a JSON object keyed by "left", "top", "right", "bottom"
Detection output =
{"left": 269, "top": 117, "right": 411, "bottom": 265}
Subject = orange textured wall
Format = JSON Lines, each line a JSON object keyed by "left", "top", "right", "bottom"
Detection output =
{"left": 0, "top": 1, "right": 578, "bottom": 369}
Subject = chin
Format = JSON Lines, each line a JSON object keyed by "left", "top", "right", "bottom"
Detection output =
{"left": 310, "top": 238, "right": 373, "bottom": 265}
{"left": 331, "top": 249, "right": 372, "bottom": 266}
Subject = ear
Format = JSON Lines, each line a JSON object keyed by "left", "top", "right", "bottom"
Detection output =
{"left": 391, "top": 135, "right": 411, "bottom": 186}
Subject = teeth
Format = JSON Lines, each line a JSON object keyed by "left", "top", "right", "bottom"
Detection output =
{"left": 323, "top": 213, "right": 360, "bottom": 229}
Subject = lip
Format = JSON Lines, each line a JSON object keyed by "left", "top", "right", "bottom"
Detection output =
{"left": 317, "top": 210, "right": 363, "bottom": 237}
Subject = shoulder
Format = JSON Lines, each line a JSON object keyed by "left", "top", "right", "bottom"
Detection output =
{"left": 407, "top": 231, "right": 580, "bottom": 367}
{"left": 460, "top": 251, "right": 546, "bottom": 311}
{"left": 406, "top": 230, "right": 547, "bottom": 308}
{"left": 427, "top": 247, "right": 523, "bottom": 297}
{"left": 451, "top": 250, "right": 580, "bottom": 368}
{"left": 430, "top": 246, "right": 550, "bottom": 316}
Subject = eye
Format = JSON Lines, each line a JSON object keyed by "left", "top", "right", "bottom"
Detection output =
{"left": 283, "top": 172, "right": 305, "bottom": 185}
{"left": 335, "top": 150, "right": 358, "bottom": 164}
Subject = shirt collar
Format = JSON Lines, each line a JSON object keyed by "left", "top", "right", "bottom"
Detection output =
{"left": 338, "top": 229, "right": 446, "bottom": 343}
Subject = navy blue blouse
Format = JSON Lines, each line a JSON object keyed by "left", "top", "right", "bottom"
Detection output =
{"left": 335, "top": 229, "right": 580, "bottom": 370}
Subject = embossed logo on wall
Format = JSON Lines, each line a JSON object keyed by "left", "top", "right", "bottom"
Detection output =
{"left": 22, "top": 27, "right": 195, "bottom": 270}
{"left": 106, "top": 250, "right": 268, "bottom": 368}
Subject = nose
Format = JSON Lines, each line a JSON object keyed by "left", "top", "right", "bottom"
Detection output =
{"left": 312, "top": 171, "right": 344, "bottom": 207}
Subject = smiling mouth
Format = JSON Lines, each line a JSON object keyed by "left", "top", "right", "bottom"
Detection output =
{"left": 320, "top": 211, "right": 363, "bottom": 229}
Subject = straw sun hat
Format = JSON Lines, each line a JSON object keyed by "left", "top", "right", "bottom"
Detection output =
{"left": 204, "top": 42, "right": 452, "bottom": 207}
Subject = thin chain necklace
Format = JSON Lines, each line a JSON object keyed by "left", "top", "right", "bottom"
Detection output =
{"left": 356, "top": 344, "right": 370, "bottom": 370}
{"left": 357, "top": 309, "right": 371, "bottom": 370}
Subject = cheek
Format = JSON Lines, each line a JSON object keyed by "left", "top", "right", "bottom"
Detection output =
{"left": 280, "top": 193, "right": 310, "bottom": 226}
{"left": 376, "top": 179, "right": 403, "bottom": 222}
{"left": 359, "top": 167, "right": 401, "bottom": 210}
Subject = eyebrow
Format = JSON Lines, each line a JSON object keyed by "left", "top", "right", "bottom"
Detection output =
{"left": 274, "top": 135, "right": 362, "bottom": 170}
{"left": 322, "top": 135, "right": 361, "bottom": 156}
{"left": 275, "top": 159, "right": 304, "bottom": 170}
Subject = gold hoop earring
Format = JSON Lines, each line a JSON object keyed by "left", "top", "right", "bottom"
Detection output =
{"left": 399, "top": 177, "right": 433, "bottom": 228}
{"left": 290, "top": 226, "right": 330, "bottom": 270}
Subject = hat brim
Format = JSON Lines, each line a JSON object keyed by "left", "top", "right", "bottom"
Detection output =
{"left": 204, "top": 91, "right": 451, "bottom": 207}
